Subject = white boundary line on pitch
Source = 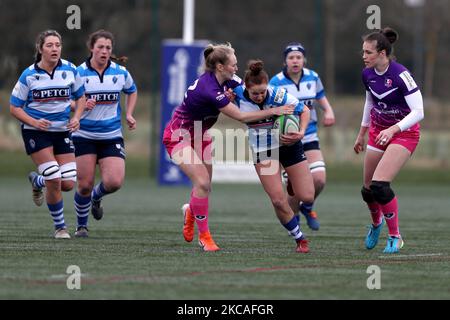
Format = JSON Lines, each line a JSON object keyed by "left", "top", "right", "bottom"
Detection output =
{"left": 378, "top": 253, "right": 444, "bottom": 259}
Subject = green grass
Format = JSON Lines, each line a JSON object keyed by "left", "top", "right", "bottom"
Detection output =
{"left": 0, "top": 175, "right": 449, "bottom": 299}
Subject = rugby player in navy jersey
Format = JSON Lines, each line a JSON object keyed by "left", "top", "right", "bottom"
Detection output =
{"left": 162, "top": 43, "right": 294, "bottom": 251}
{"left": 10, "top": 30, "right": 86, "bottom": 239}
{"left": 354, "top": 27, "right": 424, "bottom": 253}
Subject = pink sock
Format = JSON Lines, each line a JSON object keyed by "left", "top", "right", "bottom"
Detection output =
{"left": 367, "top": 202, "right": 383, "bottom": 226}
{"left": 190, "top": 194, "right": 209, "bottom": 234}
{"left": 380, "top": 196, "right": 400, "bottom": 237}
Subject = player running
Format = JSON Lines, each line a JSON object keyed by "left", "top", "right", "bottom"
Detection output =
{"left": 234, "top": 59, "right": 314, "bottom": 253}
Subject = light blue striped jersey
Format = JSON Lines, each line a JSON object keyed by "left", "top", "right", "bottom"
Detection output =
{"left": 234, "top": 85, "right": 304, "bottom": 152}
{"left": 73, "top": 59, "right": 137, "bottom": 140}
{"left": 269, "top": 68, "right": 325, "bottom": 137}
{"left": 10, "top": 59, "right": 85, "bottom": 132}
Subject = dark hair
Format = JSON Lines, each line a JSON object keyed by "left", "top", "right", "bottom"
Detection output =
{"left": 283, "top": 42, "right": 306, "bottom": 58}
{"left": 87, "top": 29, "right": 128, "bottom": 63}
{"left": 35, "top": 30, "right": 62, "bottom": 63}
{"left": 203, "top": 43, "right": 235, "bottom": 72}
{"left": 244, "top": 59, "right": 268, "bottom": 87}
{"left": 363, "top": 27, "right": 399, "bottom": 58}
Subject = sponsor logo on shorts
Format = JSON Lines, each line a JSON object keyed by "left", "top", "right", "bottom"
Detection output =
{"left": 29, "top": 139, "right": 36, "bottom": 149}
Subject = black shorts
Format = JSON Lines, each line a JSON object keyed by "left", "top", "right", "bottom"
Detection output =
{"left": 303, "top": 140, "right": 320, "bottom": 152}
{"left": 21, "top": 128, "right": 74, "bottom": 155}
{"left": 253, "top": 140, "right": 307, "bottom": 168}
{"left": 73, "top": 137, "right": 126, "bottom": 160}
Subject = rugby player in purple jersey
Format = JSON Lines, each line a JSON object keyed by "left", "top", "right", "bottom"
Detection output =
{"left": 354, "top": 28, "right": 424, "bottom": 253}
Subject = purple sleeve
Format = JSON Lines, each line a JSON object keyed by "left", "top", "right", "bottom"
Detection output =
{"left": 209, "top": 88, "right": 231, "bottom": 109}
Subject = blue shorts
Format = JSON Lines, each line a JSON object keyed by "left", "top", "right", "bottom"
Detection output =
{"left": 73, "top": 137, "right": 126, "bottom": 160}
{"left": 303, "top": 140, "right": 320, "bottom": 152}
{"left": 21, "top": 128, "right": 74, "bottom": 155}
{"left": 254, "top": 141, "right": 307, "bottom": 168}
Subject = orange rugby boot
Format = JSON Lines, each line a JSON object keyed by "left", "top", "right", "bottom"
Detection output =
{"left": 295, "top": 239, "right": 309, "bottom": 253}
{"left": 198, "top": 231, "right": 220, "bottom": 252}
{"left": 182, "top": 204, "right": 195, "bottom": 242}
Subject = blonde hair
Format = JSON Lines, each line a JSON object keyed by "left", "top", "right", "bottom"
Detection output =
{"left": 203, "top": 43, "right": 235, "bottom": 72}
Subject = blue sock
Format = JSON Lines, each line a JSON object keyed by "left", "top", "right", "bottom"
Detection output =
{"left": 300, "top": 202, "right": 314, "bottom": 215}
{"left": 33, "top": 175, "right": 45, "bottom": 189}
{"left": 92, "top": 182, "right": 110, "bottom": 201}
{"left": 74, "top": 192, "right": 91, "bottom": 228}
{"left": 283, "top": 216, "right": 304, "bottom": 241}
{"left": 47, "top": 200, "right": 66, "bottom": 230}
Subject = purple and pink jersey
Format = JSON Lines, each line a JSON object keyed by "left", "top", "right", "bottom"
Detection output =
{"left": 163, "top": 71, "right": 241, "bottom": 157}
{"left": 171, "top": 71, "right": 241, "bottom": 131}
{"left": 362, "top": 61, "right": 420, "bottom": 132}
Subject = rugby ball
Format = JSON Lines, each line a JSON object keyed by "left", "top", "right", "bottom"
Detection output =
{"left": 273, "top": 115, "right": 300, "bottom": 135}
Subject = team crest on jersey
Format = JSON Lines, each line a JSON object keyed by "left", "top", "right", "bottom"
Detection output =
{"left": 62, "top": 71, "right": 67, "bottom": 80}
{"left": 35, "top": 75, "right": 40, "bottom": 80}
{"left": 29, "top": 139, "right": 36, "bottom": 149}
{"left": 307, "top": 83, "right": 312, "bottom": 90}
{"left": 86, "top": 78, "right": 90, "bottom": 83}
{"left": 385, "top": 78, "right": 393, "bottom": 88}
{"left": 113, "top": 76, "right": 118, "bottom": 84}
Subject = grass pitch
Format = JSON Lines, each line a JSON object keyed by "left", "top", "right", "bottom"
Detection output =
{"left": 1, "top": 168, "right": 449, "bottom": 300}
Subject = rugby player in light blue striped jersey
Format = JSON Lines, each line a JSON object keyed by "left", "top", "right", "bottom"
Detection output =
{"left": 71, "top": 30, "right": 138, "bottom": 237}
{"left": 10, "top": 30, "right": 86, "bottom": 239}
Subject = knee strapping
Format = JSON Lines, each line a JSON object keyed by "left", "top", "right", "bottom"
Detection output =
{"left": 38, "top": 161, "right": 61, "bottom": 180}
{"left": 60, "top": 162, "right": 77, "bottom": 181}
{"left": 309, "top": 161, "right": 326, "bottom": 173}
{"left": 361, "top": 186, "right": 375, "bottom": 203}
{"left": 370, "top": 181, "right": 395, "bottom": 205}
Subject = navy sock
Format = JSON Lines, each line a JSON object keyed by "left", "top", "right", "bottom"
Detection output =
{"left": 300, "top": 202, "right": 314, "bottom": 215}
{"left": 47, "top": 200, "right": 65, "bottom": 230}
{"left": 283, "top": 216, "right": 304, "bottom": 241}
{"left": 74, "top": 192, "right": 91, "bottom": 228}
